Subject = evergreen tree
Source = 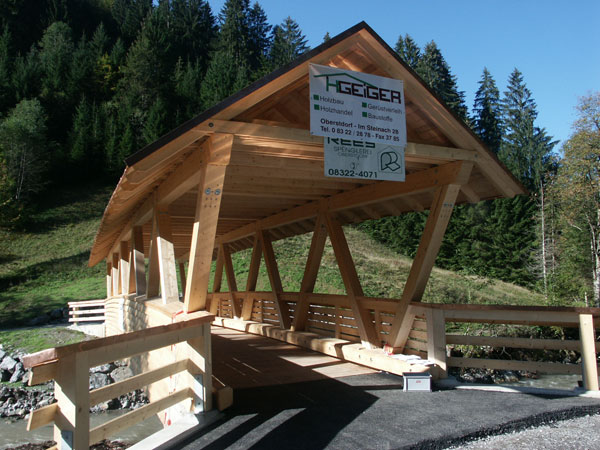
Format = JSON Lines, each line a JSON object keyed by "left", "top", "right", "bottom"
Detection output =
{"left": 111, "top": 0, "right": 153, "bottom": 45}
{"left": 416, "top": 41, "right": 467, "bottom": 120}
{"left": 269, "top": 17, "right": 308, "bottom": 69}
{"left": 472, "top": 67, "right": 502, "bottom": 153}
{"left": 394, "top": 34, "right": 420, "bottom": 70}
{"left": 170, "top": 0, "right": 217, "bottom": 67}
{"left": 247, "top": 2, "right": 271, "bottom": 72}
{"left": 174, "top": 58, "right": 204, "bottom": 120}
{"left": 323, "top": 32, "right": 331, "bottom": 42}
{"left": 0, "top": 26, "right": 13, "bottom": 113}
{"left": 38, "top": 22, "right": 74, "bottom": 100}
{"left": 11, "top": 48, "right": 42, "bottom": 103}
{"left": 143, "top": 97, "right": 169, "bottom": 144}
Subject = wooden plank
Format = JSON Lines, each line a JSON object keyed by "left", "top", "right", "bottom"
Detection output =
{"left": 179, "top": 261, "right": 187, "bottom": 297}
{"left": 242, "top": 234, "right": 262, "bottom": 320}
{"left": 221, "top": 244, "right": 240, "bottom": 318}
{"left": 69, "top": 308, "right": 106, "bottom": 316}
{"left": 259, "top": 230, "right": 291, "bottom": 329}
{"left": 447, "top": 357, "right": 585, "bottom": 375}
{"left": 184, "top": 134, "right": 233, "bottom": 312}
{"left": 147, "top": 211, "right": 160, "bottom": 298}
{"left": 111, "top": 253, "right": 119, "bottom": 298}
{"left": 29, "top": 360, "right": 58, "bottom": 385}
{"left": 291, "top": 214, "right": 328, "bottom": 331}
{"left": 27, "top": 403, "right": 58, "bottom": 431}
{"left": 445, "top": 335, "right": 593, "bottom": 351}
{"left": 130, "top": 226, "right": 146, "bottom": 296}
{"left": 119, "top": 241, "right": 130, "bottom": 295}
{"left": 155, "top": 205, "right": 180, "bottom": 304}
{"left": 89, "top": 359, "right": 188, "bottom": 406}
{"left": 89, "top": 388, "right": 193, "bottom": 445}
{"left": 579, "top": 314, "right": 599, "bottom": 391}
{"left": 325, "top": 214, "right": 379, "bottom": 348}
{"left": 388, "top": 162, "right": 473, "bottom": 349}
{"left": 106, "top": 261, "right": 112, "bottom": 299}
{"left": 425, "top": 308, "right": 447, "bottom": 378}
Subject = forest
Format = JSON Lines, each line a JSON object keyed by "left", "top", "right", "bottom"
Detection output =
{"left": 0, "top": 0, "right": 598, "bottom": 308}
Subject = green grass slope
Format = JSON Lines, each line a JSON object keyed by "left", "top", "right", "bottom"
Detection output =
{"left": 0, "top": 185, "right": 545, "bottom": 329}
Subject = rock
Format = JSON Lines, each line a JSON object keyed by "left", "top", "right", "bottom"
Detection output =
{"left": 22, "top": 370, "right": 31, "bottom": 385}
{"left": 0, "top": 349, "right": 6, "bottom": 361}
{"left": 91, "top": 363, "right": 116, "bottom": 374}
{"left": 89, "top": 373, "right": 111, "bottom": 390}
{"left": 110, "top": 366, "right": 133, "bottom": 383}
{"left": 0, "top": 355, "right": 17, "bottom": 372}
{"left": 9, "top": 362, "right": 25, "bottom": 383}
{"left": 1, "top": 369, "right": 10, "bottom": 382}
{"left": 50, "top": 308, "right": 64, "bottom": 320}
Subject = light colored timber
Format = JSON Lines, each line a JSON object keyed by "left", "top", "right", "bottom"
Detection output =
{"left": 447, "top": 357, "right": 586, "bottom": 375}
{"left": 259, "top": 230, "right": 291, "bottom": 329}
{"left": 89, "top": 359, "right": 189, "bottom": 406}
{"left": 155, "top": 205, "right": 179, "bottom": 304}
{"left": 27, "top": 403, "right": 58, "bottom": 431}
{"left": 68, "top": 300, "right": 106, "bottom": 306}
{"left": 112, "top": 253, "right": 119, "bottom": 298}
{"left": 68, "top": 316, "right": 105, "bottom": 323}
{"left": 445, "top": 335, "right": 599, "bottom": 351}
{"left": 179, "top": 261, "right": 187, "bottom": 297}
{"left": 89, "top": 388, "right": 193, "bottom": 445}
{"left": 131, "top": 226, "right": 146, "bottom": 296}
{"left": 388, "top": 162, "right": 473, "bottom": 349}
{"left": 184, "top": 134, "right": 233, "bottom": 312}
{"left": 215, "top": 161, "right": 469, "bottom": 246}
{"left": 425, "top": 308, "right": 447, "bottom": 378}
{"left": 325, "top": 214, "right": 379, "bottom": 347}
{"left": 291, "top": 214, "right": 328, "bottom": 331}
{"left": 579, "top": 314, "right": 599, "bottom": 391}
{"left": 146, "top": 211, "right": 160, "bottom": 298}
{"left": 221, "top": 243, "right": 241, "bottom": 318}
{"left": 242, "top": 234, "right": 262, "bottom": 320}
{"left": 119, "top": 241, "right": 130, "bottom": 295}
{"left": 209, "top": 247, "right": 224, "bottom": 315}
{"left": 106, "top": 261, "right": 112, "bottom": 302}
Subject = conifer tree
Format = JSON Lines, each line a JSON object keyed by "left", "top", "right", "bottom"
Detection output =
{"left": 247, "top": 2, "right": 271, "bottom": 72}
{"left": 0, "top": 26, "right": 12, "bottom": 114}
{"left": 170, "top": 0, "right": 217, "bottom": 67}
{"left": 394, "top": 34, "right": 420, "bottom": 70}
{"left": 472, "top": 67, "right": 502, "bottom": 153}
{"left": 269, "top": 17, "right": 308, "bottom": 69}
{"left": 11, "top": 49, "right": 42, "bottom": 103}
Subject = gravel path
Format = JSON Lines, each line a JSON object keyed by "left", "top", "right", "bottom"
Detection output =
{"left": 448, "top": 413, "right": 600, "bottom": 449}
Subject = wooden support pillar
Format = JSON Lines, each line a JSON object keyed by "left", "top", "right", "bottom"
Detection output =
{"left": 106, "top": 261, "right": 112, "bottom": 299}
{"left": 388, "top": 162, "right": 473, "bottom": 350}
{"left": 111, "top": 253, "right": 119, "bottom": 297}
{"left": 579, "top": 314, "right": 599, "bottom": 391}
{"left": 155, "top": 206, "right": 179, "bottom": 304}
{"left": 291, "top": 215, "right": 328, "bottom": 331}
{"left": 221, "top": 244, "right": 240, "bottom": 318}
{"left": 325, "top": 214, "right": 379, "bottom": 348}
{"left": 209, "top": 247, "right": 225, "bottom": 315}
{"left": 130, "top": 226, "right": 146, "bottom": 296}
{"left": 184, "top": 133, "right": 233, "bottom": 312}
{"left": 425, "top": 308, "right": 447, "bottom": 379}
{"left": 179, "top": 261, "right": 187, "bottom": 297}
{"left": 186, "top": 323, "right": 213, "bottom": 413}
{"left": 53, "top": 352, "right": 89, "bottom": 450}
{"left": 242, "top": 234, "right": 262, "bottom": 320}
{"left": 260, "top": 230, "right": 291, "bottom": 329}
{"left": 119, "top": 241, "right": 130, "bottom": 295}
{"left": 147, "top": 213, "right": 160, "bottom": 298}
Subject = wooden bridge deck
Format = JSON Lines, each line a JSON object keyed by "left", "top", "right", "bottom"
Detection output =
{"left": 211, "top": 326, "right": 376, "bottom": 389}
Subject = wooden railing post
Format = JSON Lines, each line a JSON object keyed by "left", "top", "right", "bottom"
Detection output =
{"left": 579, "top": 314, "right": 599, "bottom": 391}
{"left": 425, "top": 308, "right": 447, "bottom": 379}
{"left": 53, "top": 352, "right": 89, "bottom": 450}
{"left": 185, "top": 322, "right": 213, "bottom": 413}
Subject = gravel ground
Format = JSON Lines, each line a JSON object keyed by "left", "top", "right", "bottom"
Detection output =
{"left": 448, "top": 413, "right": 600, "bottom": 450}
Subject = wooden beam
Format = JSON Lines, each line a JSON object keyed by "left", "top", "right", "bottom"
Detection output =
{"left": 111, "top": 253, "right": 119, "bottom": 297}
{"left": 147, "top": 210, "right": 160, "bottom": 298}
{"left": 179, "top": 261, "right": 187, "bottom": 297}
{"left": 106, "top": 261, "right": 112, "bottom": 298}
{"left": 131, "top": 226, "right": 146, "bottom": 296}
{"left": 259, "top": 230, "right": 291, "bottom": 329}
{"left": 579, "top": 314, "right": 599, "bottom": 391}
{"left": 209, "top": 247, "right": 224, "bottom": 315}
{"left": 119, "top": 241, "right": 130, "bottom": 295}
{"left": 217, "top": 161, "right": 468, "bottom": 246}
{"left": 291, "top": 214, "right": 328, "bottom": 331}
{"left": 242, "top": 234, "right": 262, "bottom": 320}
{"left": 325, "top": 214, "right": 379, "bottom": 348}
{"left": 425, "top": 308, "right": 447, "bottom": 378}
{"left": 155, "top": 206, "right": 179, "bottom": 304}
{"left": 184, "top": 134, "right": 233, "bottom": 312}
{"left": 221, "top": 243, "right": 241, "bottom": 318}
{"left": 388, "top": 162, "right": 473, "bottom": 349}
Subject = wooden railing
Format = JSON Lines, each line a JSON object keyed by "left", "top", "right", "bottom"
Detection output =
{"left": 23, "top": 312, "right": 213, "bottom": 450}
{"left": 68, "top": 299, "right": 106, "bottom": 325}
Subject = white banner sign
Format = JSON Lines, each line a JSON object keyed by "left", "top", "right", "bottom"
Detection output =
{"left": 323, "top": 137, "right": 405, "bottom": 182}
{"left": 309, "top": 63, "right": 407, "bottom": 146}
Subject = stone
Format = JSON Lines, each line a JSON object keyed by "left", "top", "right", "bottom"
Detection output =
{"left": 50, "top": 308, "right": 63, "bottom": 320}
{"left": 0, "top": 356, "right": 17, "bottom": 372}
{"left": 89, "top": 373, "right": 111, "bottom": 390}
{"left": 22, "top": 371, "right": 30, "bottom": 385}
{"left": 90, "top": 363, "right": 116, "bottom": 374}
{"left": 9, "top": 363, "right": 24, "bottom": 383}
{"left": 1, "top": 370, "right": 10, "bottom": 382}
{"left": 110, "top": 366, "right": 133, "bottom": 383}
{"left": 0, "top": 349, "right": 6, "bottom": 361}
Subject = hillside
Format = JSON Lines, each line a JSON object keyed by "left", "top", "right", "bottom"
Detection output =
{"left": 0, "top": 185, "right": 545, "bottom": 328}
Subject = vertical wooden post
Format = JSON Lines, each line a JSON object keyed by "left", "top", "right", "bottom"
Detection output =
{"left": 425, "top": 308, "right": 447, "bottom": 379}
{"left": 242, "top": 233, "right": 262, "bottom": 320}
{"left": 291, "top": 215, "right": 328, "bottom": 331}
{"left": 186, "top": 323, "right": 213, "bottom": 412}
{"left": 209, "top": 247, "right": 224, "bottom": 315}
{"left": 147, "top": 213, "right": 160, "bottom": 298}
{"left": 106, "top": 261, "right": 112, "bottom": 299}
{"left": 221, "top": 243, "right": 240, "bottom": 318}
{"left": 53, "top": 352, "right": 89, "bottom": 450}
{"left": 325, "top": 214, "right": 378, "bottom": 348}
{"left": 111, "top": 253, "right": 119, "bottom": 297}
{"left": 260, "top": 230, "right": 291, "bottom": 329}
{"left": 130, "top": 226, "right": 146, "bottom": 296}
{"left": 155, "top": 206, "right": 180, "bottom": 304}
{"left": 388, "top": 162, "right": 472, "bottom": 350}
{"left": 579, "top": 314, "right": 599, "bottom": 391}
{"left": 184, "top": 134, "right": 232, "bottom": 312}
{"left": 119, "top": 241, "right": 130, "bottom": 295}
{"left": 179, "top": 261, "right": 187, "bottom": 297}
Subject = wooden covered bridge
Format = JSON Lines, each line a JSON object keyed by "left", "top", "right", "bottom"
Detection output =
{"left": 22, "top": 22, "right": 600, "bottom": 449}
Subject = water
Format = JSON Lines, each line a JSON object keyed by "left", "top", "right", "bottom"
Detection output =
{"left": 499, "top": 373, "right": 582, "bottom": 391}
{"left": 0, "top": 410, "right": 163, "bottom": 449}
